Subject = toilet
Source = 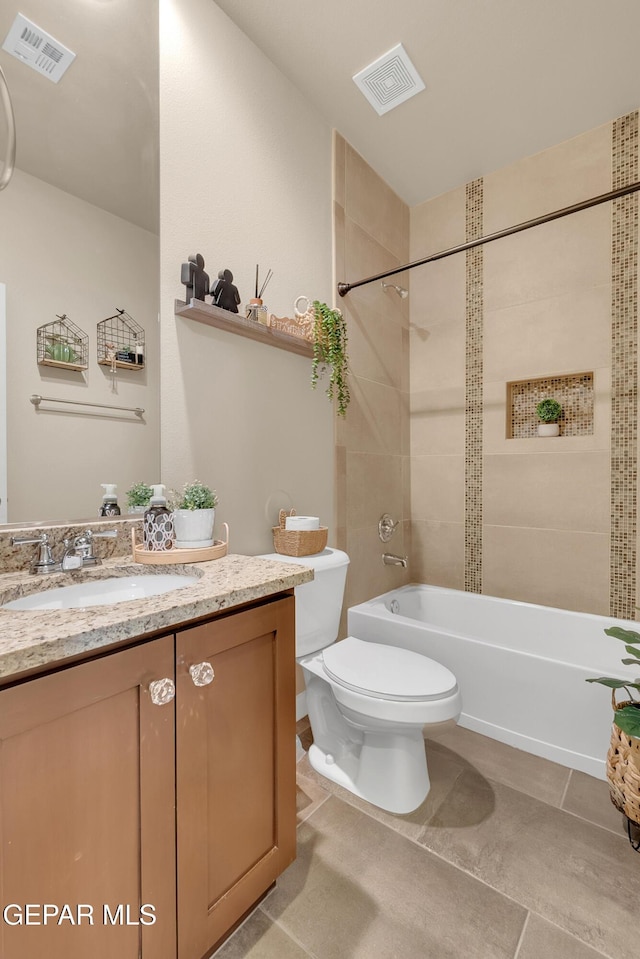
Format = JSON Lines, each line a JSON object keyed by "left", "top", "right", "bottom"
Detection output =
{"left": 262, "top": 547, "right": 461, "bottom": 814}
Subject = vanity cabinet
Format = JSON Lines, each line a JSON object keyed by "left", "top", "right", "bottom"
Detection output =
{"left": 0, "top": 593, "right": 296, "bottom": 959}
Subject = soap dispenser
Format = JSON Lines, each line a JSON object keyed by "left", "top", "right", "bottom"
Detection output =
{"left": 100, "top": 484, "right": 121, "bottom": 516}
{"left": 143, "top": 484, "right": 174, "bottom": 551}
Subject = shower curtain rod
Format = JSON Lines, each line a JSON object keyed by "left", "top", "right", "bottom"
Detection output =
{"left": 337, "top": 179, "right": 640, "bottom": 297}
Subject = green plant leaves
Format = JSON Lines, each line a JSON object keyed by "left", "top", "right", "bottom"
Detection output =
{"left": 311, "top": 301, "right": 350, "bottom": 417}
{"left": 585, "top": 677, "right": 640, "bottom": 689}
{"left": 604, "top": 626, "right": 640, "bottom": 645}
{"left": 614, "top": 704, "right": 640, "bottom": 739}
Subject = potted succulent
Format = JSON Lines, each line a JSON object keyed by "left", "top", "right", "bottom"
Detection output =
{"left": 312, "top": 300, "right": 350, "bottom": 417}
{"left": 125, "top": 481, "right": 153, "bottom": 514}
{"left": 587, "top": 626, "right": 640, "bottom": 848}
{"left": 171, "top": 480, "right": 218, "bottom": 549}
{"left": 536, "top": 397, "right": 562, "bottom": 437}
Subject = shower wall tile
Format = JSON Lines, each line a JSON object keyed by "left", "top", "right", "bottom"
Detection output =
{"left": 347, "top": 295, "right": 406, "bottom": 390}
{"left": 483, "top": 284, "right": 611, "bottom": 384}
{"left": 411, "top": 454, "right": 465, "bottom": 525}
{"left": 483, "top": 204, "right": 610, "bottom": 313}
{"left": 410, "top": 185, "right": 466, "bottom": 257}
{"left": 333, "top": 201, "right": 345, "bottom": 284}
{"left": 344, "top": 524, "right": 410, "bottom": 609}
{"left": 344, "top": 143, "right": 409, "bottom": 261}
{"left": 410, "top": 387, "right": 465, "bottom": 456}
{"left": 340, "top": 375, "right": 407, "bottom": 457}
{"left": 346, "top": 451, "right": 404, "bottom": 530}
{"left": 483, "top": 526, "right": 610, "bottom": 614}
{"left": 410, "top": 258, "right": 466, "bottom": 393}
{"left": 483, "top": 451, "right": 610, "bottom": 533}
{"left": 483, "top": 122, "right": 611, "bottom": 235}
{"left": 410, "top": 520, "right": 465, "bottom": 589}
{"left": 343, "top": 217, "right": 408, "bottom": 322}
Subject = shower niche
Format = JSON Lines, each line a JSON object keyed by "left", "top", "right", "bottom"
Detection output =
{"left": 507, "top": 372, "right": 594, "bottom": 439}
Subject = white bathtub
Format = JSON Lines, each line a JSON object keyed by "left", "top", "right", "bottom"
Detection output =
{"left": 347, "top": 584, "right": 635, "bottom": 780}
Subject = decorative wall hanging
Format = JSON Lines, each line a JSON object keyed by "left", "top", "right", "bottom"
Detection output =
{"left": 37, "top": 314, "right": 88, "bottom": 371}
{"left": 96, "top": 309, "right": 145, "bottom": 371}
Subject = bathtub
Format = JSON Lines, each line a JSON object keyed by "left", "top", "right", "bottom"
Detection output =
{"left": 347, "top": 584, "right": 635, "bottom": 780}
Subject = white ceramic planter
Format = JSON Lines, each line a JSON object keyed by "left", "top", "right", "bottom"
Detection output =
{"left": 537, "top": 422, "right": 560, "bottom": 437}
{"left": 172, "top": 508, "right": 215, "bottom": 548}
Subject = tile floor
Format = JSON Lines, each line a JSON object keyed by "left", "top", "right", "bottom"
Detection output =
{"left": 215, "top": 722, "right": 638, "bottom": 959}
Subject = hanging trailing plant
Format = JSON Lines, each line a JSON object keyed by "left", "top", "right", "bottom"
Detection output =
{"left": 311, "top": 300, "right": 350, "bottom": 417}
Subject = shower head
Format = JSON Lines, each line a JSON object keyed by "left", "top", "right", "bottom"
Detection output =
{"left": 381, "top": 281, "right": 409, "bottom": 299}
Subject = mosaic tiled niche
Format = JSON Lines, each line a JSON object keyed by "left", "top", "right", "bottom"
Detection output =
{"left": 507, "top": 373, "right": 594, "bottom": 439}
{"left": 465, "top": 179, "right": 483, "bottom": 594}
{"left": 610, "top": 111, "right": 639, "bottom": 619}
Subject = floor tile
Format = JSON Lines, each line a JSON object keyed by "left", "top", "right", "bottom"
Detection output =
{"left": 562, "top": 769, "right": 627, "bottom": 836}
{"left": 212, "top": 909, "right": 311, "bottom": 958}
{"left": 518, "top": 914, "right": 609, "bottom": 959}
{"left": 263, "top": 795, "right": 526, "bottom": 959}
{"left": 296, "top": 770, "right": 330, "bottom": 825}
{"left": 419, "top": 771, "right": 639, "bottom": 958}
{"left": 428, "top": 723, "right": 571, "bottom": 805}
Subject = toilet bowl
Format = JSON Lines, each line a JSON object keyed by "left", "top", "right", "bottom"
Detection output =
{"left": 259, "top": 548, "right": 461, "bottom": 814}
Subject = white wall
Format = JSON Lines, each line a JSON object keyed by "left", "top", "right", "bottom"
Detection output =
{"left": 159, "top": 0, "right": 335, "bottom": 554}
{"left": 0, "top": 169, "right": 160, "bottom": 522}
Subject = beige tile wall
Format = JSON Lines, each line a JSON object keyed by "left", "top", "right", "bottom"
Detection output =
{"left": 334, "top": 133, "right": 411, "bottom": 614}
{"left": 409, "top": 114, "right": 637, "bottom": 617}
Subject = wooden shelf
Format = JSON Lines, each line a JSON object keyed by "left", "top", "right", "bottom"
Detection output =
{"left": 175, "top": 298, "right": 314, "bottom": 358}
{"left": 98, "top": 359, "right": 145, "bottom": 372}
{"left": 38, "top": 358, "right": 88, "bottom": 372}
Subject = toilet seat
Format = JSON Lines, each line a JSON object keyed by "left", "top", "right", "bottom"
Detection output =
{"left": 322, "top": 636, "right": 457, "bottom": 702}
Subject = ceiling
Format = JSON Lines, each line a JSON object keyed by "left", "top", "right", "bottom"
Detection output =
{"left": 0, "top": 0, "right": 158, "bottom": 233}
{"left": 214, "top": 0, "right": 640, "bottom": 207}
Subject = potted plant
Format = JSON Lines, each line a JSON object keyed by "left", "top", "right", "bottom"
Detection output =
{"left": 312, "top": 300, "right": 350, "bottom": 417}
{"left": 171, "top": 480, "right": 218, "bottom": 549}
{"left": 125, "top": 481, "right": 153, "bottom": 514}
{"left": 587, "top": 626, "right": 640, "bottom": 848}
{"left": 535, "top": 397, "right": 562, "bottom": 437}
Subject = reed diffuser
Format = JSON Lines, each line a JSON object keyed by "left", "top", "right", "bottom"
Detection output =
{"left": 246, "top": 265, "right": 272, "bottom": 325}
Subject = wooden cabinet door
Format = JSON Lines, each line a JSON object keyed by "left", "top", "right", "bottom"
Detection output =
{"left": 0, "top": 636, "right": 176, "bottom": 959}
{"left": 176, "top": 596, "right": 296, "bottom": 959}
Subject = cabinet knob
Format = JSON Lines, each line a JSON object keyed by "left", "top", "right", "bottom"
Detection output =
{"left": 149, "top": 677, "right": 176, "bottom": 705}
{"left": 189, "top": 662, "right": 215, "bottom": 687}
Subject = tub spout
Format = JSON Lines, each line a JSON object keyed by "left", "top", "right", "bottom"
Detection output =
{"left": 382, "top": 552, "right": 408, "bottom": 568}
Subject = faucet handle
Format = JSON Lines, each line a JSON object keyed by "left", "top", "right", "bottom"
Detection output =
{"left": 86, "top": 528, "right": 118, "bottom": 540}
{"left": 11, "top": 533, "right": 60, "bottom": 574}
{"left": 378, "top": 513, "right": 399, "bottom": 543}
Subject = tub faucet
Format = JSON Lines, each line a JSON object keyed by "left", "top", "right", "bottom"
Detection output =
{"left": 382, "top": 552, "right": 408, "bottom": 568}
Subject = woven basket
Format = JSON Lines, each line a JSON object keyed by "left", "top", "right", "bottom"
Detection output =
{"left": 606, "top": 690, "right": 640, "bottom": 825}
{"left": 272, "top": 509, "right": 328, "bottom": 557}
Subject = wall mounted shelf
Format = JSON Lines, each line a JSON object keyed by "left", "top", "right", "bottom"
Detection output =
{"left": 507, "top": 372, "right": 594, "bottom": 438}
{"left": 175, "top": 299, "right": 314, "bottom": 359}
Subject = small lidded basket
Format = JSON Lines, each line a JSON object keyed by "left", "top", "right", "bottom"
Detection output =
{"left": 272, "top": 509, "right": 328, "bottom": 557}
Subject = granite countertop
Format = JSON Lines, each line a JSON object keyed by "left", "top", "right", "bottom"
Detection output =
{"left": 0, "top": 553, "right": 313, "bottom": 682}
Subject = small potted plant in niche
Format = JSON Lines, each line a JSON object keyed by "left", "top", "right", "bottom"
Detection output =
{"left": 125, "top": 481, "right": 153, "bottom": 514}
{"left": 312, "top": 300, "right": 350, "bottom": 417}
{"left": 586, "top": 626, "right": 640, "bottom": 849}
{"left": 171, "top": 480, "right": 218, "bottom": 549}
{"left": 535, "top": 397, "right": 562, "bottom": 437}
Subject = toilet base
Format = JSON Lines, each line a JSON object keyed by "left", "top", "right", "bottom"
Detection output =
{"left": 307, "top": 726, "right": 430, "bottom": 815}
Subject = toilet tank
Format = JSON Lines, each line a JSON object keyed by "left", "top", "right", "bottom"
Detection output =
{"left": 258, "top": 548, "right": 349, "bottom": 656}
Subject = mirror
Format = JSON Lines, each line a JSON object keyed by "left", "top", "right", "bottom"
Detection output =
{"left": 0, "top": 0, "right": 160, "bottom": 525}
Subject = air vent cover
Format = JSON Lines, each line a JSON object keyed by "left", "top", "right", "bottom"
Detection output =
{"left": 2, "top": 13, "right": 76, "bottom": 83}
{"left": 353, "top": 43, "right": 425, "bottom": 116}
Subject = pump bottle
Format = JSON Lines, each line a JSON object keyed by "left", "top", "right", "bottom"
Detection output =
{"left": 100, "top": 484, "right": 121, "bottom": 516}
{"left": 143, "top": 484, "right": 174, "bottom": 551}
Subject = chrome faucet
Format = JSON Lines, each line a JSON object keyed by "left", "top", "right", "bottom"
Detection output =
{"left": 10, "top": 532, "right": 61, "bottom": 575}
{"left": 382, "top": 552, "right": 408, "bottom": 568}
{"left": 61, "top": 529, "right": 118, "bottom": 570}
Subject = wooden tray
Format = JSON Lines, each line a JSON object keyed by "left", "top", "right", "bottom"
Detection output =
{"left": 132, "top": 523, "right": 229, "bottom": 564}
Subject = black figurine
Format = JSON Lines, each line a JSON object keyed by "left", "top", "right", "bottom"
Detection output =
{"left": 181, "top": 253, "right": 210, "bottom": 301}
{"left": 211, "top": 269, "right": 241, "bottom": 313}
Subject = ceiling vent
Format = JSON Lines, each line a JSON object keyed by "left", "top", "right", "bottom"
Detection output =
{"left": 353, "top": 43, "right": 425, "bottom": 116}
{"left": 2, "top": 13, "right": 76, "bottom": 83}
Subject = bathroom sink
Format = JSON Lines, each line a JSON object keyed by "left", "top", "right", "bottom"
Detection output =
{"left": 2, "top": 573, "right": 199, "bottom": 611}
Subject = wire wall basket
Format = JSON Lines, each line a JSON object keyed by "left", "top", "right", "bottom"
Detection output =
{"left": 96, "top": 309, "right": 145, "bottom": 371}
{"left": 37, "top": 314, "right": 88, "bottom": 371}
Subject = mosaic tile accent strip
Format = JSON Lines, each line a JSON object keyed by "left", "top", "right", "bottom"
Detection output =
{"left": 465, "top": 179, "right": 483, "bottom": 593}
{"left": 610, "top": 111, "right": 639, "bottom": 619}
{"left": 507, "top": 373, "right": 594, "bottom": 439}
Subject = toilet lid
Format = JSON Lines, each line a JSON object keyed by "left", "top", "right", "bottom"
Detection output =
{"left": 322, "top": 637, "right": 457, "bottom": 702}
